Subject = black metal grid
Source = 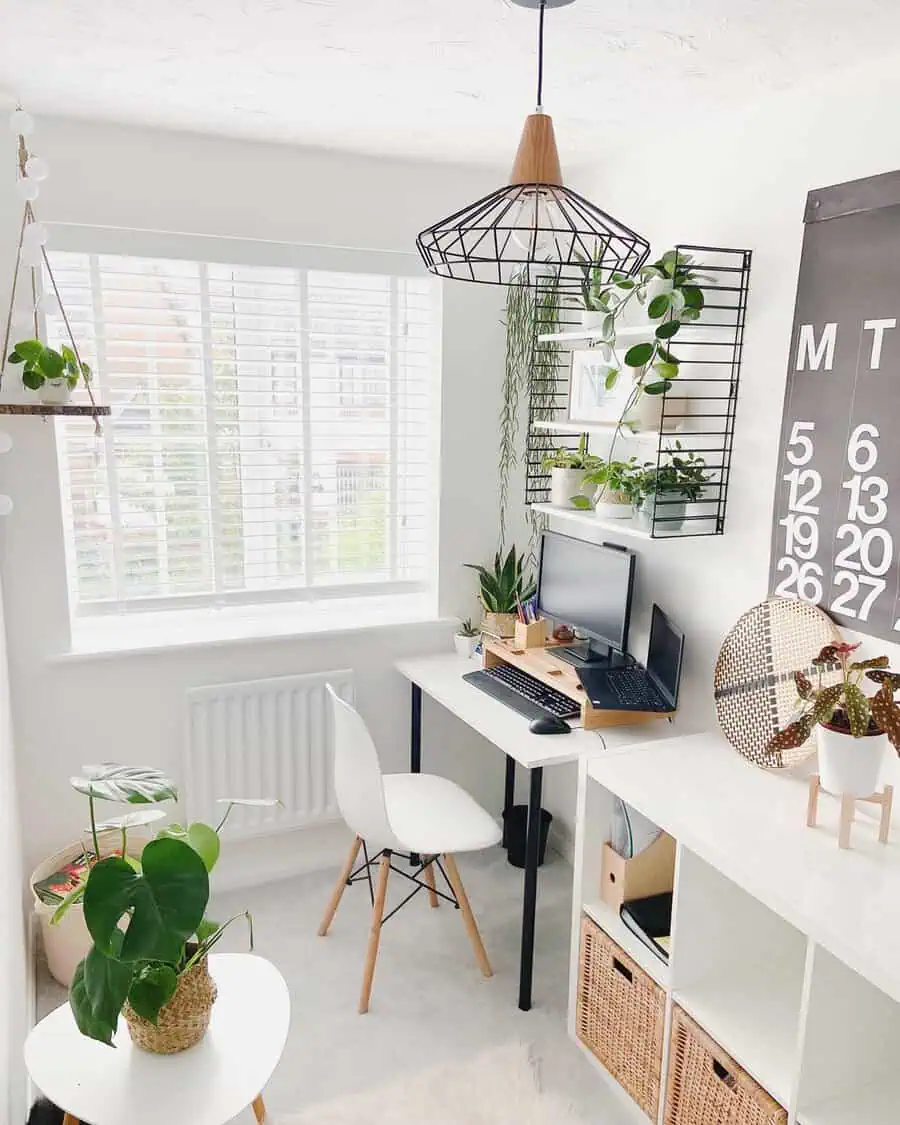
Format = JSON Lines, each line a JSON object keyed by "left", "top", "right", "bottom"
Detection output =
{"left": 524, "top": 244, "right": 752, "bottom": 539}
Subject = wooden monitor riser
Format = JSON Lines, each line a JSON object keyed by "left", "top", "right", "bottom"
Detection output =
{"left": 482, "top": 638, "right": 674, "bottom": 731}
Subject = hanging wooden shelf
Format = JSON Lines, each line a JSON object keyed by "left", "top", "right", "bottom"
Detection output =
{"left": 0, "top": 403, "right": 111, "bottom": 417}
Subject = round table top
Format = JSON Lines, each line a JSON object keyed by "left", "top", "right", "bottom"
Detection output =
{"left": 25, "top": 954, "right": 290, "bottom": 1125}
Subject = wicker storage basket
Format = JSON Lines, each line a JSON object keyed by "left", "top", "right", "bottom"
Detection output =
{"left": 124, "top": 958, "right": 217, "bottom": 1054}
{"left": 576, "top": 915, "right": 666, "bottom": 1119}
{"left": 664, "top": 1006, "right": 787, "bottom": 1125}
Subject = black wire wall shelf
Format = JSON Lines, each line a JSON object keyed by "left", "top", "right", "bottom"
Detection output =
{"left": 525, "top": 244, "right": 752, "bottom": 541}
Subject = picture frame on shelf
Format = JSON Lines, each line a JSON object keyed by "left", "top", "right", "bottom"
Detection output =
{"left": 567, "top": 349, "right": 630, "bottom": 426}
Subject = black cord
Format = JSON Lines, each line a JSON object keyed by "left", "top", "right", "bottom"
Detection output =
{"left": 536, "top": 0, "right": 546, "bottom": 109}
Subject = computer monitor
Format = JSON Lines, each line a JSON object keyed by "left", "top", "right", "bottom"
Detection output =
{"left": 537, "top": 532, "right": 635, "bottom": 667}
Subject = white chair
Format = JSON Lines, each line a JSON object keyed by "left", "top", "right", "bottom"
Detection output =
{"left": 319, "top": 684, "right": 502, "bottom": 1013}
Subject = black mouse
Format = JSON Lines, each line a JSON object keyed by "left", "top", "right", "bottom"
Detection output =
{"left": 529, "top": 715, "right": 571, "bottom": 735}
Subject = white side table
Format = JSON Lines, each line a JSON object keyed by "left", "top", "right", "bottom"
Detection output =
{"left": 25, "top": 954, "right": 290, "bottom": 1125}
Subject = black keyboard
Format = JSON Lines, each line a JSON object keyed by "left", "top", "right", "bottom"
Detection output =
{"left": 463, "top": 664, "right": 581, "bottom": 720}
{"left": 606, "top": 667, "right": 665, "bottom": 708}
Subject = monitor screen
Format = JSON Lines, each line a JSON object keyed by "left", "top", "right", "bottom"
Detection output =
{"left": 537, "top": 532, "right": 635, "bottom": 653}
{"left": 647, "top": 605, "right": 685, "bottom": 705}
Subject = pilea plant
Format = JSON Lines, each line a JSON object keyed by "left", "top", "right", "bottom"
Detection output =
{"left": 571, "top": 457, "right": 641, "bottom": 510}
{"left": 56, "top": 763, "right": 277, "bottom": 1046}
{"left": 767, "top": 643, "right": 900, "bottom": 754}
{"left": 7, "top": 338, "right": 92, "bottom": 391}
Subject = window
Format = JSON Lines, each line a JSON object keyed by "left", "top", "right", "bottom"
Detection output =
{"left": 48, "top": 239, "right": 440, "bottom": 616}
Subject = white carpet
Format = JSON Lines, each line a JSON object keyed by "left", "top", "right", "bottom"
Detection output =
{"left": 282, "top": 1042, "right": 588, "bottom": 1125}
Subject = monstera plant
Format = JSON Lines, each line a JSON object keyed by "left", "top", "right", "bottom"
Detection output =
{"left": 56, "top": 763, "right": 276, "bottom": 1046}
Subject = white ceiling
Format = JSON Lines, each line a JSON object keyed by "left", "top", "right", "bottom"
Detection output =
{"left": 3, "top": 0, "right": 900, "bottom": 168}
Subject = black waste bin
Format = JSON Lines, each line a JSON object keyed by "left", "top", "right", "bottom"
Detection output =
{"left": 502, "top": 805, "right": 553, "bottom": 869}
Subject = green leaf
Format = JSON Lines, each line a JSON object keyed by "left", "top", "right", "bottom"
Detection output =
{"left": 37, "top": 348, "right": 65, "bottom": 379}
{"left": 812, "top": 684, "right": 842, "bottom": 725}
{"left": 647, "top": 294, "right": 671, "bottom": 319}
{"left": 794, "top": 671, "right": 813, "bottom": 700}
{"left": 94, "top": 809, "right": 167, "bottom": 832}
{"left": 849, "top": 656, "right": 891, "bottom": 671}
{"left": 766, "top": 714, "right": 814, "bottom": 755}
{"left": 616, "top": 279, "right": 635, "bottom": 290}
{"left": 624, "top": 342, "right": 654, "bottom": 368}
{"left": 69, "top": 933, "right": 134, "bottom": 1046}
{"left": 653, "top": 362, "right": 679, "bottom": 380}
{"left": 680, "top": 307, "right": 701, "bottom": 322}
{"left": 13, "top": 339, "right": 43, "bottom": 362}
{"left": 61, "top": 345, "right": 77, "bottom": 364}
{"left": 655, "top": 320, "right": 682, "bottom": 340}
{"left": 604, "top": 369, "right": 619, "bottom": 391}
{"left": 195, "top": 917, "right": 221, "bottom": 944}
{"left": 682, "top": 285, "right": 705, "bottom": 311}
{"left": 22, "top": 367, "right": 44, "bottom": 390}
{"left": 570, "top": 495, "right": 593, "bottom": 510}
{"left": 871, "top": 681, "right": 900, "bottom": 751}
{"left": 6, "top": 350, "right": 22, "bottom": 364}
{"left": 186, "top": 822, "right": 220, "bottom": 872}
{"left": 643, "top": 380, "right": 672, "bottom": 396}
{"left": 657, "top": 346, "right": 680, "bottom": 366}
{"left": 127, "top": 962, "right": 178, "bottom": 1025}
{"left": 843, "top": 683, "right": 871, "bottom": 738}
{"left": 71, "top": 764, "right": 178, "bottom": 805}
{"left": 83, "top": 837, "right": 209, "bottom": 963}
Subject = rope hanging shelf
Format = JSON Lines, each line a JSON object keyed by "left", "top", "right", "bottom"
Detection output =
{"left": 1, "top": 108, "right": 109, "bottom": 431}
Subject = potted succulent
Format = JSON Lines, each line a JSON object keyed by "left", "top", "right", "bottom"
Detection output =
{"left": 768, "top": 644, "right": 900, "bottom": 796}
{"left": 465, "top": 546, "right": 536, "bottom": 639}
{"left": 630, "top": 445, "right": 710, "bottom": 532}
{"left": 50, "top": 763, "right": 275, "bottom": 1051}
{"left": 6, "top": 338, "right": 92, "bottom": 405}
{"left": 541, "top": 436, "right": 596, "bottom": 508}
{"left": 454, "top": 617, "right": 481, "bottom": 658}
{"left": 571, "top": 457, "right": 641, "bottom": 519}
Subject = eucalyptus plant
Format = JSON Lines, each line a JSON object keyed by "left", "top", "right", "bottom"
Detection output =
{"left": 57, "top": 762, "right": 278, "bottom": 1046}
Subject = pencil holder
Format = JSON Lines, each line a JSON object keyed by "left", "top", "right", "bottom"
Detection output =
{"left": 514, "top": 618, "right": 548, "bottom": 650}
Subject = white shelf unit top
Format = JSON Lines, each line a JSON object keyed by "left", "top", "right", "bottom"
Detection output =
{"left": 537, "top": 325, "right": 653, "bottom": 344}
{"left": 531, "top": 502, "right": 708, "bottom": 540}
{"left": 799, "top": 1077, "right": 900, "bottom": 1125}
{"left": 582, "top": 898, "right": 669, "bottom": 989}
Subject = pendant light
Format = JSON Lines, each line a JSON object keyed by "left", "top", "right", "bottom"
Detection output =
{"left": 416, "top": 0, "right": 649, "bottom": 289}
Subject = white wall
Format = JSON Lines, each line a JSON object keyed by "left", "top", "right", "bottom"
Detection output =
{"left": 540, "top": 56, "right": 900, "bottom": 831}
{"left": 0, "top": 117, "right": 509, "bottom": 875}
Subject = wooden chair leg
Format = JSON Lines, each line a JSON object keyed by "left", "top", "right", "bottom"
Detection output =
{"left": 423, "top": 857, "right": 439, "bottom": 907}
{"left": 318, "top": 835, "right": 362, "bottom": 937}
{"left": 359, "top": 851, "right": 392, "bottom": 1014}
{"left": 442, "top": 854, "right": 493, "bottom": 979}
{"left": 251, "top": 1094, "right": 267, "bottom": 1124}
{"left": 63, "top": 1115, "right": 79, "bottom": 1125}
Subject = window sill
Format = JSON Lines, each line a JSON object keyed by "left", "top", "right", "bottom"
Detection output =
{"left": 56, "top": 594, "right": 451, "bottom": 660}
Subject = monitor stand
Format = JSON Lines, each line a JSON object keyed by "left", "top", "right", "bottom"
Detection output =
{"left": 552, "top": 640, "right": 631, "bottom": 670}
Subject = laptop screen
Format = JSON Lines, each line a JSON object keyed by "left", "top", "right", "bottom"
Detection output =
{"left": 647, "top": 606, "right": 684, "bottom": 706}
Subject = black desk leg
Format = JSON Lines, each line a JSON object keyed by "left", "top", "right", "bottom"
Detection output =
{"left": 518, "top": 766, "right": 543, "bottom": 1012}
{"left": 502, "top": 754, "right": 516, "bottom": 847}
{"left": 409, "top": 683, "right": 422, "bottom": 865}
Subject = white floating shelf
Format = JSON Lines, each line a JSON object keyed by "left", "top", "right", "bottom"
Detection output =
{"left": 531, "top": 418, "right": 664, "bottom": 440}
{"left": 531, "top": 502, "right": 652, "bottom": 540}
{"left": 582, "top": 899, "right": 669, "bottom": 989}
{"left": 537, "top": 325, "right": 653, "bottom": 344}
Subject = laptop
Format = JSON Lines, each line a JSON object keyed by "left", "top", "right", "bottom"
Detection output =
{"left": 577, "top": 605, "right": 684, "bottom": 713}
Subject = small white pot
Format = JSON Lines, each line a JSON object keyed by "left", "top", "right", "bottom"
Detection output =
{"left": 594, "top": 489, "right": 632, "bottom": 519}
{"left": 454, "top": 633, "right": 479, "bottom": 659}
{"left": 635, "top": 495, "right": 686, "bottom": 533}
{"left": 582, "top": 309, "right": 605, "bottom": 332}
{"left": 549, "top": 467, "right": 589, "bottom": 509}
{"left": 817, "top": 723, "right": 888, "bottom": 798}
{"left": 38, "top": 379, "right": 72, "bottom": 405}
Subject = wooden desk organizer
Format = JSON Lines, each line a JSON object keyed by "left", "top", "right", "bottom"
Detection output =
{"left": 514, "top": 618, "right": 548, "bottom": 649}
{"left": 599, "top": 832, "right": 676, "bottom": 910}
{"left": 482, "top": 637, "right": 675, "bottom": 731}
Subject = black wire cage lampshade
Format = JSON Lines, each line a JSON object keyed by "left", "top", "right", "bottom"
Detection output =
{"left": 416, "top": 0, "right": 649, "bottom": 290}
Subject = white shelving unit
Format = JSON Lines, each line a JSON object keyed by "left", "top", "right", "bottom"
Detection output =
{"left": 530, "top": 418, "right": 665, "bottom": 439}
{"left": 537, "top": 325, "right": 653, "bottom": 344}
{"left": 531, "top": 502, "right": 653, "bottom": 540}
{"left": 570, "top": 732, "right": 900, "bottom": 1124}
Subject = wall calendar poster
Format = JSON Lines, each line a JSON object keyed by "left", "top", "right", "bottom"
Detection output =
{"left": 769, "top": 170, "right": 900, "bottom": 642}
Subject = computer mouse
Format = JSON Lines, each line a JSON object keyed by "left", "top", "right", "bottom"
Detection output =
{"left": 529, "top": 715, "right": 571, "bottom": 735}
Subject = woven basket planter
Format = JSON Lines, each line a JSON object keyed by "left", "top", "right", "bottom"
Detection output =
{"left": 124, "top": 958, "right": 217, "bottom": 1054}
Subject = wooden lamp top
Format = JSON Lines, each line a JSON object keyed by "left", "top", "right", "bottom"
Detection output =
{"left": 509, "top": 112, "right": 563, "bottom": 188}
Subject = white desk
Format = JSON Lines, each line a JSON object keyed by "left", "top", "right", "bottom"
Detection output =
{"left": 572, "top": 731, "right": 900, "bottom": 1123}
{"left": 395, "top": 652, "right": 686, "bottom": 1010}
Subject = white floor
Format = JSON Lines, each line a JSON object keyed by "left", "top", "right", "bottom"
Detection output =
{"left": 38, "top": 847, "right": 632, "bottom": 1123}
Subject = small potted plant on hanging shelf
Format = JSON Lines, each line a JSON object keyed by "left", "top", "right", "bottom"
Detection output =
{"left": 454, "top": 618, "right": 481, "bottom": 658}
{"left": 571, "top": 457, "right": 640, "bottom": 519}
{"left": 768, "top": 645, "right": 900, "bottom": 796}
{"left": 630, "top": 444, "right": 710, "bottom": 533}
{"left": 465, "top": 546, "right": 536, "bottom": 640}
{"left": 6, "top": 339, "right": 91, "bottom": 406}
{"left": 541, "top": 435, "right": 597, "bottom": 508}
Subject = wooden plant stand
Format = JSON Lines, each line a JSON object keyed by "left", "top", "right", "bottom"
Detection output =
{"left": 482, "top": 637, "right": 674, "bottom": 731}
{"left": 806, "top": 774, "right": 894, "bottom": 850}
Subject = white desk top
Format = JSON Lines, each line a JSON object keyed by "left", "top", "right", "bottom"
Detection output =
{"left": 396, "top": 652, "right": 692, "bottom": 770}
{"left": 587, "top": 732, "right": 900, "bottom": 1004}
{"left": 24, "top": 954, "right": 290, "bottom": 1125}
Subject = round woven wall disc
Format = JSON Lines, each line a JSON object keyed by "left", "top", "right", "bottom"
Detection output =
{"left": 714, "top": 597, "right": 842, "bottom": 770}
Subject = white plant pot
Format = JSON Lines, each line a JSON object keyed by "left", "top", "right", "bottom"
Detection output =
{"left": 454, "top": 633, "right": 479, "bottom": 659}
{"left": 582, "top": 309, "right": 605, "bottom": 332}
{"left": 38, "top": 379, "right": 71, "bottom": 405}
{"left": 817, "top": 723, "right": 888, "bottom": 798}
{"left": 635, "top": 495, "right": 686, "bottom": 533}
{"left": 594, "top": 489, "right": 632, "bottom": 519}
{"left": 549, "top": 467, "right": 589, "bottom": 509}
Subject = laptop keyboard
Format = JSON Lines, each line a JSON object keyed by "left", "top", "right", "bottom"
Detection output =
{"left": 607, "top": 667, "right": 665, "bottom": 708}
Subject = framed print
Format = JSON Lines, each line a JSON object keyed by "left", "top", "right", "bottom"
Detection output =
{"left": 567, "top": 349, "right": 630, "bottom": 425}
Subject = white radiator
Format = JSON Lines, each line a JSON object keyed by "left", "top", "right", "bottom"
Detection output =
{"left": 184, "top": 669, "right": 353, "bottom": 840}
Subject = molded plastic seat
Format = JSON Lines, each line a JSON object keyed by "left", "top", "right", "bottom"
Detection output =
{"left": 383, "top": 773, "right": 502, "bottom": 855}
